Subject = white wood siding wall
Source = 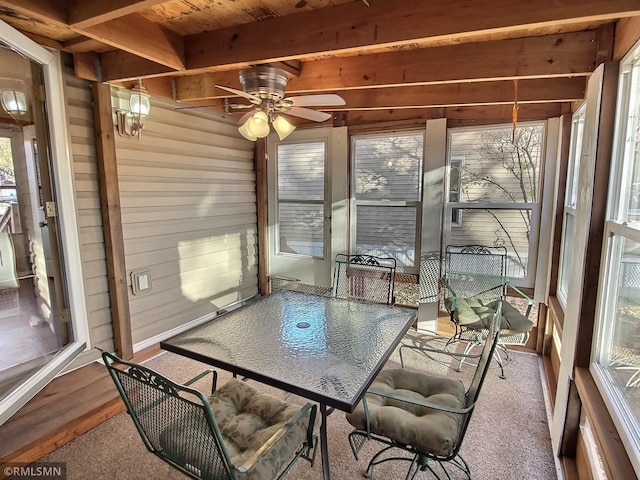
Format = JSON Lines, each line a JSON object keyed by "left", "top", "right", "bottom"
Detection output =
{"left": 112, "top": 88, "right": 257, "bottom": 344}
{"left": 63, "top": 73, "right": 114, "bottom": 351}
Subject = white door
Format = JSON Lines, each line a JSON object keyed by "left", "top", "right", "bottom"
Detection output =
{"left": 267, "top": 127, "right": 348, "bottom": 290}
{"left": 0, "top": 21, "right": 87, "bottom": 426}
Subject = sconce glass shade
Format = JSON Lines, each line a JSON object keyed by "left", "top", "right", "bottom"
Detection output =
{"left": 1, "top": 90, "right": 27, "bottom": 115}
{"left": 272, "top": 115, "right": 296, "bottom": 140}
{"left": 129, "top": 83, "right": 151, "bottom": 117}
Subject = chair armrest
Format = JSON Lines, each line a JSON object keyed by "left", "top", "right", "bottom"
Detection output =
{"left": 365, "top": 388, "right": 473, "bottom": 415}
{"left": 505, "top": 279, "right": 533, "bottom": 316}
{"left": 234, "top": 402, "right": 317, "bottom": 474}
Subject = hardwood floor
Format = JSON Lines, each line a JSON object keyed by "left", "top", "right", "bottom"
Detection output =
{"left": 0, "top": 346, "right": 161, "bottom": 464}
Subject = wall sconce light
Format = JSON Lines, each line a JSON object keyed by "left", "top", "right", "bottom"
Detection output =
{"left": 237, "top": 108, "right": 296, "bottom": 141}
{"left": 116, "top": 80, "right": 151, "bottom": 137}
{"left": 1, "top": 89, "right": 28, "bottom": 116}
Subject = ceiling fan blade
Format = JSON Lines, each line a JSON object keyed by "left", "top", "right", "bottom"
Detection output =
{"left": 285, "top": 106, "right": 333, "bottom": 122}
{"left": 214, "top": 84, "right": 262, "bottom": 104}
{"left": 173, "top": 103, "right": 224, "bottom": 110}
{"left": 286, "top": 94, "right": 346, "bottom": 107}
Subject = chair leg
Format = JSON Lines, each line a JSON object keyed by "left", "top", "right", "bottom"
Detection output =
{"left": 492, "top": 347, "right": 506, "bottom": 379}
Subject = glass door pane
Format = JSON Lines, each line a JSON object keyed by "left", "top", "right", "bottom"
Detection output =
{"left": 0, "top": 37, "right": 77, "bottom": 413}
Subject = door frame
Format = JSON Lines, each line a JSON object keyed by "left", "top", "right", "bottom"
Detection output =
{"left": 266, "top": 127, "right": 348, "bottom": 289}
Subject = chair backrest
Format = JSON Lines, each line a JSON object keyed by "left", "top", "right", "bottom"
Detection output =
{"left": 332, "top": 253, "right": 396, "bottom": 304}
{"left": 102, "top": 351, "right": 237, "bottom": 480}
{"left": 457, "top": 302, "right": 502, "bottom": 445}
{"left": 443, "top": 244, "right": 507, "bottom": 301}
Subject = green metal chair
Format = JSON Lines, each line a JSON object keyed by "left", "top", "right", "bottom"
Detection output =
{"left": 332, "top": 253, "right": 396, "bottom": 305}
{"left": 438, "top": 244, "right": 534, "bottom": 378}
{"left": 346, "top": 302, "right": 502, "bottom": 480}
{"left": 102, "top": 351, "right": 317, "bottom": 480}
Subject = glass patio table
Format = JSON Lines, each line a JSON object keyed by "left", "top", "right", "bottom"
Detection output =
{"left": 160, "top": 289, "right": 416, "bottom": 480}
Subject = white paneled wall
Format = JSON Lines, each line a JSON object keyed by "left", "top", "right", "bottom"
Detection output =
{"left": 111, "top": 88, "right": 258, "bottom": 344}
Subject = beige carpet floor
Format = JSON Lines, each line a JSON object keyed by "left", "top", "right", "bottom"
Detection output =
{"left": 42, "top": 332, "right": 559, "bottom": 479}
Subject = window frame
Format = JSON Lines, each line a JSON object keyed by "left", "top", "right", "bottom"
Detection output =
{"left": 444, "top": 121, "right": 546, "bottom": 288}
{"left": 349, "top": 130, "right": 425, "bottom": 274}
{"left": 274, "top": 139, "right": 329, "bottom": 260}
{"left": 557, "top": 102, "right": 586, "bottom": 308}
{"left": 449, "top": 156, "right": 464, "bottom": 227}
{"left": 590, "top": 42, "right": 640, "bottom": 476}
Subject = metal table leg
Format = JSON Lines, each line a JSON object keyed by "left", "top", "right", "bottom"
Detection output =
{"left": 320, "top": 403, "right": 331, "bottom": 480}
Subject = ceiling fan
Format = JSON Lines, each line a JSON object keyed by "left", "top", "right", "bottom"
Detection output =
{"left": 214, "top": 65, "right": 346, "bottom": 141}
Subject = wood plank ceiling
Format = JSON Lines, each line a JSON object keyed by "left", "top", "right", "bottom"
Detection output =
{"left": 1, "top": 0, "right": 639, "bottom": 128}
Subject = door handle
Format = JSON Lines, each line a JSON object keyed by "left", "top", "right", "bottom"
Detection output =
{"left": 39, "top": 220, "right": 48, "bottom": 227}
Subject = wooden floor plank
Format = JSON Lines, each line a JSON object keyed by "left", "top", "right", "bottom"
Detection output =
{"left": 0, "top": 346, "right": 162, "bottom": 463}
{"left": 0, "top": 363, "right": 122, "bottom": 461}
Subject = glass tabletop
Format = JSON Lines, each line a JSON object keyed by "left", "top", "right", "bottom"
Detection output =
{"left": 161, "top": 289, "right": 416, "bottom": 412}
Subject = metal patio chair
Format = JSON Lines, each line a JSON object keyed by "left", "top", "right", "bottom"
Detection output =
{"left": 346, "top": 302, "right": 502, "bottom": 480}
{"left": 439, "top": 244, "right": 533, "bottom": 378}
{"left": 332, "top": 253, "right": 396, "bottom": 305}
{"left": 102, "top": 351, "right": 318, "bottom": 480}
{"left": 404, "top": 244, "right": 532, "bottom": 379}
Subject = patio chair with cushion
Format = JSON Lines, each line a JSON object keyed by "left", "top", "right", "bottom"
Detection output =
{"left": 345, "top": 301, "right": 502, "bottom": 479}
{"left": 102, "top": 351, "right": 318, "bottom": 480}
{"left": 332, "top": 253, "right": 396, "bottom": 305}
{"left": 440, "top": 244, "right": 533, "bottom": 378}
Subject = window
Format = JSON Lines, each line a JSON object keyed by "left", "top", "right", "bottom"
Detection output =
{"left": 449, "top": 157, "right": 463, "bottom": 227}
{"left": 592, "top": 44, "right": 640, "bottom": 475}
{"left": 276, "top": 141, "right": 326, "bottom": 257}
{"left": 558, "top": 104, "right": 586, "bottom": 307}
{"left": 352, "top": 132, "right": 423, "bottom": 271}
{"left": 446, "top": 123, "right": 545, "bottom": 286}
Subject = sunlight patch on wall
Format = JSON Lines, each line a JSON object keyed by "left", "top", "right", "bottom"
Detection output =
{"left": 177, "top": 233, "right": 255, "bottom": 302}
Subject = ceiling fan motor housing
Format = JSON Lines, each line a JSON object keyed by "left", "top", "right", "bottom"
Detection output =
{"left": 239, "top": 66, "right": 288, "bottom": 102}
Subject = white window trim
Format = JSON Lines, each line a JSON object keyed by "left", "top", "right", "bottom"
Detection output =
{"left": 449, "top": 156, "right": 464, "bottom": 227}
{"left": 591, "top": 221, "right": 640, "bottom": 475}
{"left": 589, "top": 40, "right": 640, "bottom": 477}
{"left": 350, "top": 130, "right": 424, "bottom": 274}
{"left": 445, "top": 121, "right": 546, "bottom": 289}
{"left": 274, "top": 139, "right": 329, "bottom": 260}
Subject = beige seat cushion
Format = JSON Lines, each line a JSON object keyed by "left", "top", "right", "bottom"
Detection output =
{"left": 346, "top": 369, "right": 465, "bottom": 457}
{"left": 445, "top": 297, "right": 533, "bottom": 332}
{"left": 160, "top": 377, "right": 312, "bottom": 480}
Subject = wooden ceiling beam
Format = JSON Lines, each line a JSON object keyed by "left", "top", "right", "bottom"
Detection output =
{"left": 80, "top": 14, "right": 185, "bottom": 70}
{"left": 98, "top": 50, "right": 178, "bottom": 83}
{"left": 173, "top": 31, "right": 596, "bottom": 101}
{"left": 64, "top": 36, "right": 108, "bottom": 53}
{"left": 0, "top": 0, "right": 67, "bottom": 26}
{"left": 0, "top": 1, "right": 184, "bottom": 71}
{"left": 330, "top": 78, "right": 586, "bottom": 110}
{"left": 68, "top": 0, "right": 168, "bottom": 29}
{"left": 338, "top": 103, "right": 565, "bottom": 128}
{"left": 183, "top": 0, "right": 638, "bottom": 71}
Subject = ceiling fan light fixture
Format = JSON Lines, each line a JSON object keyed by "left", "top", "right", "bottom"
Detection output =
{"left": 272, "top": 115, "right": 296, "bottom": 140}
{"left": 238, "top": 118, "right": 258, "bottom": 141}
{"left": 246, "top": 110, "right": 270, "bottom": 138}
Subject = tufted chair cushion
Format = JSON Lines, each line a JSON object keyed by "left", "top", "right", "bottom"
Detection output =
{"left": 346, "top": 369, "right": 465, "bottom": 457}
{"left": 160, "top": 377, "right": 312, "bottom": 480}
